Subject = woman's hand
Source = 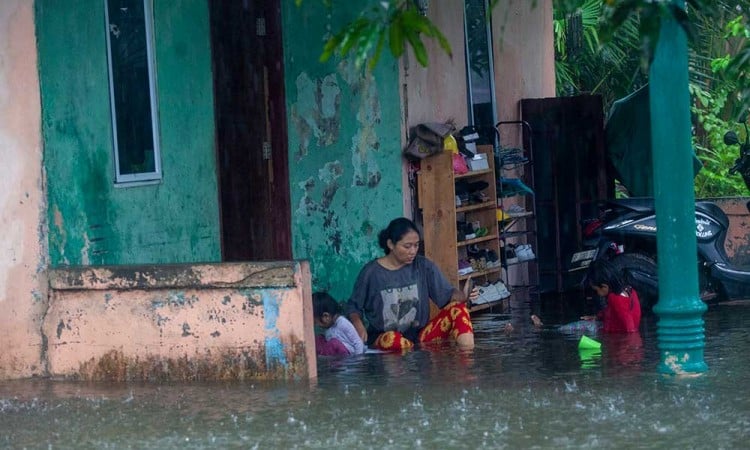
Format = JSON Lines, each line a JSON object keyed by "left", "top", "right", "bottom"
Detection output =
{"left": 467, "top": 286, "right": 480, "bottom": 303}
{"left": 457, "top": 276, "right": 477, "bottom": 304}
{"left": 580, "top": 315, "right": 597, "bottom": 321}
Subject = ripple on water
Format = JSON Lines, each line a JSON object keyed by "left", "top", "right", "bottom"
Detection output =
{"left": 1, "top": 304, "right": 749, "bottom": 448}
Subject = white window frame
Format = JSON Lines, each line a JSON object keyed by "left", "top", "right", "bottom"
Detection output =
{"left": 104, "top": 0, "right": 162, "bottom": 185}
{"left": 463, "top": 0, "right": 498, "bottom": 136}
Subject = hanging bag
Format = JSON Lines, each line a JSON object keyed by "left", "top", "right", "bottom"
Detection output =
{"left": 403, "top": 122, "right": 456, "bottom": 160}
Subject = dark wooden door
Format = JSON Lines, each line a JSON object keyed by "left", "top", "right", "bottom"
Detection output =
{"left": 521, "top": 95, "right": 613, "bottom": 293}
{"left": 209, "top": 0, "right": 291, "bottom": 261}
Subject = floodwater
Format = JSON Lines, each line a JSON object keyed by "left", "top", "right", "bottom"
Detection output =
{"left": 2, "top": 295, "right": 749, "bottom": 449}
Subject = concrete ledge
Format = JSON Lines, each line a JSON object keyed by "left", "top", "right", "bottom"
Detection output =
{"left": 43, "top": 261, "right": 316, "bottom": 381}
{"left": 49, "top": 261, "right": 298, "bottom": 290}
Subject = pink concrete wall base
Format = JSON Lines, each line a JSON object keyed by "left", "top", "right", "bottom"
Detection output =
{"left": 43, "top": 261, "right": 316, "bottom": 381}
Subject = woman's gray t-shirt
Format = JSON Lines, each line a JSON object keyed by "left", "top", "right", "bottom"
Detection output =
{"left": 344, "top": 255, "right": 454, "bottom": 341}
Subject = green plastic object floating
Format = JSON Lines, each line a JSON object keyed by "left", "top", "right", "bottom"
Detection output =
{"left": 578, "top": 335, "right": 601, "bottom": 350}
{"left": 579, "top": 348, "right": 601, "bottom": 368}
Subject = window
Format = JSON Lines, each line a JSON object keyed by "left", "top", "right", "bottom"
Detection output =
{"left": 105, "top": 0, "right": 162, "bottom": 184}
{"left": 464, "top": 0, "right": 497, "bottom": 145}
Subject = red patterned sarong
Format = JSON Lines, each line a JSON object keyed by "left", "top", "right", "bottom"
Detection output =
{"left": 373, "top": 302, "right": 473, "bottom": 351}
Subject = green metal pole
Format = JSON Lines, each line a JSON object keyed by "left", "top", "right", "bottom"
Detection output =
{"left": 649, "top": 1, "right": 707, "bottom": 374}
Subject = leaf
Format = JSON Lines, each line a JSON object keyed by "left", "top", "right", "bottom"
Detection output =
{"left": 339, "top": 18, "right": 370, "bottom": 57}
{"left": 388, "top": 15, "right": 405, "bottom": 57}
{"left": 405, "top": 28, "right": 428, "bottom": 67}
{"left": 423, "top": 18, "right": 452, "bottom": 57}
{"left": 400, "top": 9, "right": 452, "bottom": 57}
{"left": 320, "top": 33, "right": 342, "bottom": 62}
{"left": 369, "top": 29, "right": 387, "bottom": 71}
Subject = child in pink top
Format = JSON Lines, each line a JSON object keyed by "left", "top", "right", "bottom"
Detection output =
{"left": 313, "top": 292, "right": 365, "bottom": 356}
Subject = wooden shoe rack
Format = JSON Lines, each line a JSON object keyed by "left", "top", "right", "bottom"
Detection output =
{"left": 418, "top": 145, "right": 506, "bottom": 312}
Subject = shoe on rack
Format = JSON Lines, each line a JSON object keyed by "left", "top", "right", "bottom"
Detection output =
{"left": 474, "top": 283, "right": 502, "bottom": 305}
{"left": 461, "top": 221, "right": 476, "bottom": 240}
{"left": 467, "top": 244, "right": 487, "bottom": 260}
{"left": 458, "top": 259, "right": 474, "bottom": 276}
{"left": 471, "top": 191, "right": 491, "bottom": 204}
{"left": 516, "top": 244, "right": 536, "bottom": 261}
{"left": 498, "top": 147, "right": 528, "bottom": 169}
{"left": 471, "top": 285, "right": 489, "bottom": 305}
{"left": 485, "top": 250, "right": 500, "bottom": 268}
{"left": 493, "top": 280, "right": 511, "bottom": 299}
{"left": 506, "top": 204, "right": 530, "bottom": 217}
{"left": 504, "top": 244, "right": 519, "bottom": 265}
{"left": 499, "top": 178, "right": 534, "bottom": 197}
{"left": 515, "top": 244, "right": 529, "bottom": 261}
{"left": 500, "top": 154, "right": 529, "bottom": 169}
{"left": 456, "top": 180, "right": 488, "bottom": 197}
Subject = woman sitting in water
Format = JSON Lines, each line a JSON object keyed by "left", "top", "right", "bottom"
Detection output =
{"left": 531, "top": 259, "right": 641, "bottom": 334}
{"left": 345, "top": 217, "right": 478, "bottom": 351}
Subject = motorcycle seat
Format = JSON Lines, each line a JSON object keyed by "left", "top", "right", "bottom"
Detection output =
{"left": 605, "top": 197, "right": 654, "bottom": 212}
{"left": 696, "top": 201, "right": 729, "bottom": 229}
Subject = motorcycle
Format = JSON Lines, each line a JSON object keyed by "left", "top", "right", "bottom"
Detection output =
{"left": 570, "top": 124, "right": 750, "bottom": 309}
{"left": 723, "top": 119, "right": 750, "bottom": 195}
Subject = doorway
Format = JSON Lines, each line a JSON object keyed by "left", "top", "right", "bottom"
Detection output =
{"left": 209, "top": 0, "right": 291, "bottom": 261}
{"left": 521, "top": 95, "right": 613, "bottom": 293}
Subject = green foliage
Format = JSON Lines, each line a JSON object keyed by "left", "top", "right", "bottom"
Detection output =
{"left": 314, "top": 1, "right": 451, "bottom": 70}
{"left": 691, "top": 84, "right": 749, "bottom": 197}
{"left": 554, "top": 0, "right": 750, "bottom": 197}
{"left": 302, "top": 0, "right": 750, "bottom": 197}
{"left": 718, "top": 11, "right": 750, "bottom": 120}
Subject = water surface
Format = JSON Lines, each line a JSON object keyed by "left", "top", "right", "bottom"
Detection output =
{"left": 2, "top": 297, "right": 748, "bottom": 449}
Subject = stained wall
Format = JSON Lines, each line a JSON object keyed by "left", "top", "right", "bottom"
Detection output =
{"left": 281, "top": 2, "right": 405, "bottom": 301}
{"left": 44, "top": 262, "right": 316, "bottom": 381}
{"left": 0, "top": 0, "right": 48, "bottom": 380}
{"left": 35, "top": 0, "right": 221, "bottom": 267}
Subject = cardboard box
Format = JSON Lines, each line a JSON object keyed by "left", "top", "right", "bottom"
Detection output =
{"left": 468, "top": 154, "right": 489, "bottom": 171}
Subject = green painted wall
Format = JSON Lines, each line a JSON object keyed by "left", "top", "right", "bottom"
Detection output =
{"left": 35, "top": 0, "right": 221, "bottom": 266}
{"left": 281, "top": 3, "right": 404, "bottom": 301}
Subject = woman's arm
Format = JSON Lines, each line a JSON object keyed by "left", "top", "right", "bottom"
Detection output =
{"left": 449, "top": 286, "right": 479, "bottom": 303}
{"left": 423, "top": 257, "right": 466, "bottom": 307}
{"left": 348, "top": 312, "right": 368, "bottom": 343}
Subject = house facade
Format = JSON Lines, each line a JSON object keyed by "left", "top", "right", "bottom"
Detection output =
{"left": 0, "top": 0, "right": 554, "bottom": 380}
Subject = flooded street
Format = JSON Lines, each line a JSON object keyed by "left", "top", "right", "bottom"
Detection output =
{"left": 2, "top": 296, "right": 749, "bottom": 449}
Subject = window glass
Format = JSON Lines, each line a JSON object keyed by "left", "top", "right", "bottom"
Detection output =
{"left": 105, "top": 0, "right": 161, "bottom": 183}
{"left": 464, "top": 0, "right": 497, "bottom": 145}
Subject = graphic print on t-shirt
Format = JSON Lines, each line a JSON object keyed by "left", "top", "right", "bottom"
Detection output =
{"left": 380, "top": 283, "right": 420, "bottom": 332}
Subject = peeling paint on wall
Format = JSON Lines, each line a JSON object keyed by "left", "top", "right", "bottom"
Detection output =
{"left": 340, "top": 62, "right": 383, "bottom": 188}
{"left": 41, "top": 261, "right": 315, "bottom": 381}
{"left": 290, "top": 73, "right": 341, "bottom": 159}
{"left": 282, "top": 2, "right": 404, "bottom": 301}
{"left": 262, "top": 290, "right": 288, "bottom": 371}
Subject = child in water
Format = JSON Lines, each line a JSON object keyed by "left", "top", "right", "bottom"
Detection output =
{"left": 531, "top": 259, "right": 641, "bottom": 334}
{"left": 313, "top": 292, "right": 366, "bottom": 356}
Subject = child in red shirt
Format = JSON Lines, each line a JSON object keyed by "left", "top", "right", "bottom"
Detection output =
{"left": 583, "top": 259, "right": 641, "bottom": 333}
{"left": 531, "top": 259, "right": 641, "bottom": 334}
